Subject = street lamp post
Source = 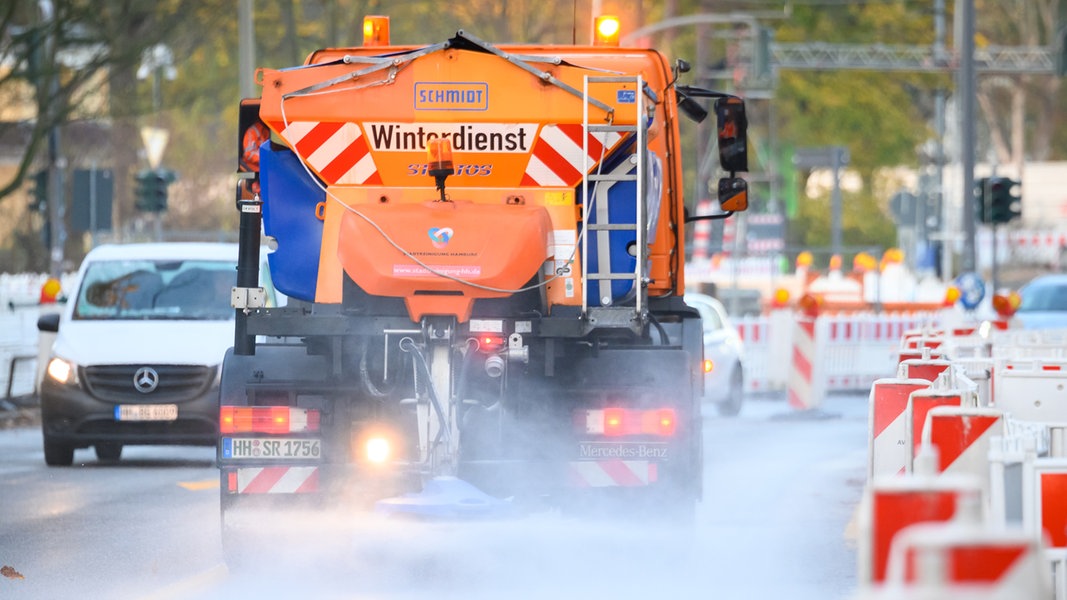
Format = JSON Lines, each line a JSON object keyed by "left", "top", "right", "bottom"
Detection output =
{"left": 38, "top": 0, "right": 66, "bottom": 278}
{"left": 137, "top": 45, "right": 175, "bottom": 241}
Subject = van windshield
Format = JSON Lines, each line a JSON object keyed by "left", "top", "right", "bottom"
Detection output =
{"left": 73, "top": 259, "right": 236, "bottom": 321}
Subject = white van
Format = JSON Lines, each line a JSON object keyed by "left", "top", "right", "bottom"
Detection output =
{"left": 36, "top": 243, "right": 273, "bottom": 465}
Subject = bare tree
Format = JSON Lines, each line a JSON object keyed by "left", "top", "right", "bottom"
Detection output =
{"left": 975, "top": 0, "right": 1062, "bottom": 171}
{"left": 0, "top": 1, "right": 193, "bottom": 204}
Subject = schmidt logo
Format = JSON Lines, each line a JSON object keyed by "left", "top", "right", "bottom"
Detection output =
{"left": 428, "top": 227, "right": 454, "bottom": 249}
{"left": 415, "top": 82, "right": 488, "bottom": 111}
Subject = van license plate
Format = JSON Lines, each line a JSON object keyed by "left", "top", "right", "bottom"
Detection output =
{"left": 114, "top": 404, "right": 178, "bottom": 421}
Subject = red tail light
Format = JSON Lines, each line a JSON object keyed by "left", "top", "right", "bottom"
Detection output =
{"left": 603, "top": 408, "right": 625, "bottom": 435}
{"left": 652, "top": 409, "right": 676, "bottom": 436}
{"left": 580, "top": 408, "right": 678, "bottom": 437}
{"left": 220, "top": 406, "right": 320, "bottom": 434}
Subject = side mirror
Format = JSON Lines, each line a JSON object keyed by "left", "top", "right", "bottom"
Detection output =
{"left": 718, "top": 177, "right": 748, "bottom": 212}
{"left": 677, "top": 91, "right": 708, "bottom": 123}
{"left": 37, "top": 312, "right": 60, "bottom": 333}
{"left": 715, "top": 97, "right": 748, "bottom": 173}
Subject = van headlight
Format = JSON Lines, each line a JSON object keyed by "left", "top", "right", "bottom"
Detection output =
{"left": 46, "top": 357, "right": 79, "bottom": 386}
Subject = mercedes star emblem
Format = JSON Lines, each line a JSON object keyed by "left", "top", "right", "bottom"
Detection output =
{"left": 133, "top": 367, "right": 159, "bottom": 394}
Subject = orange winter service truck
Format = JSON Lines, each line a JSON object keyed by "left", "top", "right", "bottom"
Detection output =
{"left": 218, "top": 17, "right": 748, "bottom": 554}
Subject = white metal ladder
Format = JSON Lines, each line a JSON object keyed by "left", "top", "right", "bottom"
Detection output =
{"left": 580, "top": 74, "right": 649, "bottom": 323}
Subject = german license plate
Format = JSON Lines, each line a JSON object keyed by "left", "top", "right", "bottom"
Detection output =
{"left": 222, "top": 438, "right": 321, "bottom": 459}
{"left": 114, "top": 404, "right": 178, "bottom": 421}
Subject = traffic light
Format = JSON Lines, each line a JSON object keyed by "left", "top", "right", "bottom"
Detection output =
{"left": 134, "top": 168, "right": 176, "bottom": 212}
{"left": 29, "top": 169, "right": 47, "bottom": 213}
{"left": 988, "top": 176, "right": 1021, "bottom": 224}
{"left": 134, "top": 170, "right": 155, "bottom": 211}
{"left": 974, "top": 177, "right": 990, "bottom": 224}
{"left": 28, "top": 169, "right": 50, "bottom": 247}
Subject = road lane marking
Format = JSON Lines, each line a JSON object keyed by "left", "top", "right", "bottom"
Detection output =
{"left": 178, "top": 479, "right": 219, "bottom": 491}
{"left": 139, "top": 563, "right": 228, "bottom": 600}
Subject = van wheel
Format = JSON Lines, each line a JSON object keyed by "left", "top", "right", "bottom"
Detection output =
{"left": 44, "top": 439, "right": 74, "bottom": 466}
{"left": 95, "top": 443, "right": 123, "bottom": 462}
{"left": 716, "top": 368, "right": 744, "bottom": 417}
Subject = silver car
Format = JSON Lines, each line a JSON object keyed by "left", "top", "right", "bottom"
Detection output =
{"left": 685, "top": 292, "right": 745, "bottom": 416}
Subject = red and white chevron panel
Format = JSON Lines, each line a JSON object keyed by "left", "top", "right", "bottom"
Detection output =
{"left": 906, "top": 390, "right": 965, "bottom": 473}
{"left": 567, "top": 460, "right": 657, "bottom": 487}
{"left": 884, "top": 521, "right": 1051, "bottom": 596}
{"left": 268, "top": 119, "right": 382, "bottom": 185}
{"left": 899, "top": 356, "right": 952, "bottom": 382}
{"left": 521, "top": 124, "right": 623, "bottom": 187}
{"left": 234, "top": 466, "right": 319, "bottom": 494}
{"left": 922, "top": 406, "right": 1005, "bottom": 500}
{"left": 869, "top": 379, "right": 931, "bottom": 479}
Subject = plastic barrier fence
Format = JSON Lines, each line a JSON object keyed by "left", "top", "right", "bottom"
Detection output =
{"left": 996, "top": 359, "right": 1067, "bottom": 423}
{"left": 855, "top": 323, "right": 1067, "bottom": 599}
{"left": 734, "top": 310, "right": 940, "bottom": 398}
{"left": 0, "top": 306, "right": 50, "bottom": 400}
{"left": 0, "top": 273, "right": 75, "bottom": 402}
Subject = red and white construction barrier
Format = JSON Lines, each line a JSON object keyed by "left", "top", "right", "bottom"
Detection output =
{"left": 1023, "top": 426, "right": 1067, "bottom": 597}
{"left": 735, "top": 317, "right": 773, "bottom": 393}
{"left": 859, "top": 450, "right": 983, "bottom": 585}
{"left": 905, "top": 388, "right": 974, "bottom": 473}
{"left": 856, "top": 317, "right": 1067, "bottom": 599}
{"left": 879, "top": 514, "right": 1052, "bottom": 598}
{"left": 788, "top": 316, "right": 823, "bottom": 410}
{"left": 868, "top": 378, "right": 931, "bottom": 479}
{"left": 822, "top": 314, "right": 930, "bottom": 392}
{"left": 731, "top": 309, "right": 944, "bottom": 397}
